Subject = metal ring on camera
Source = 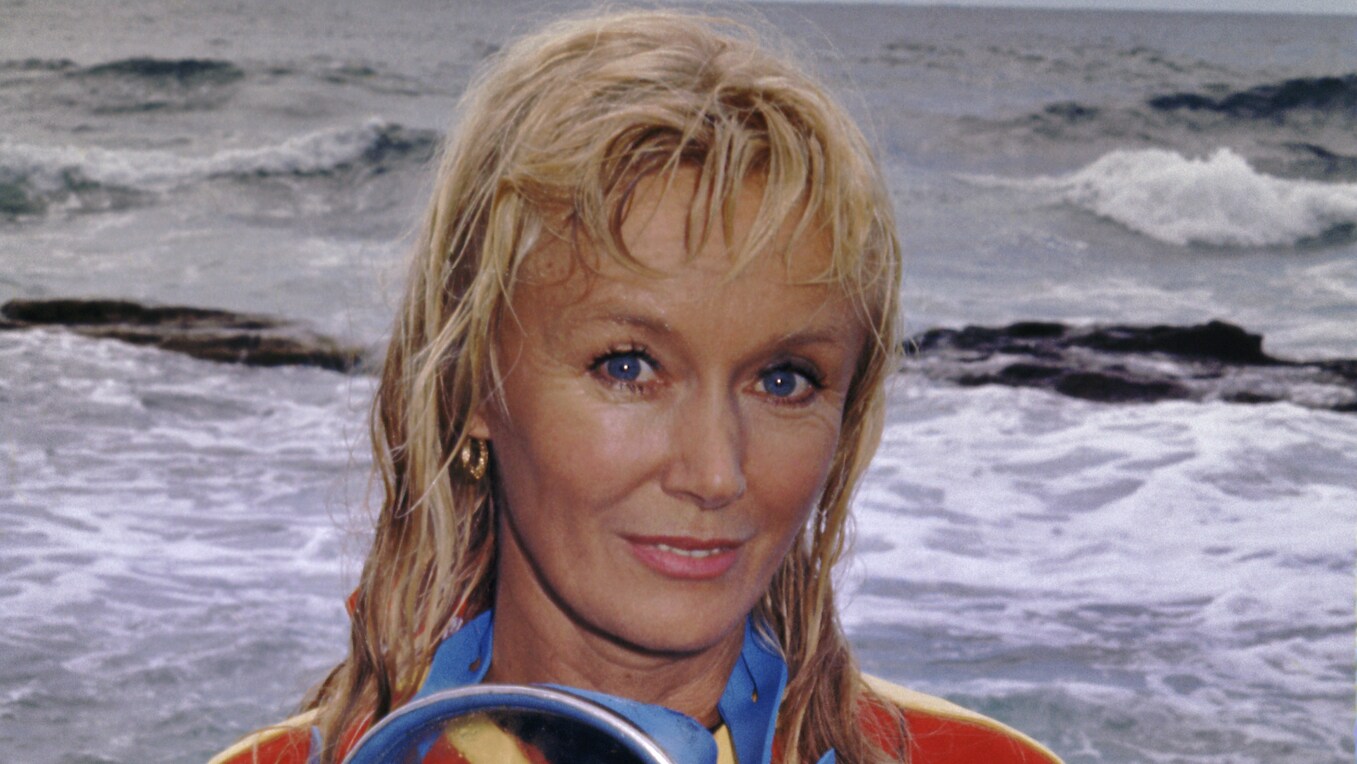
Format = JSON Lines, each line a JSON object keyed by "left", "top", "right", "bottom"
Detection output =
{"left": 341, "top": 683, "right": 680, "bottom": 764}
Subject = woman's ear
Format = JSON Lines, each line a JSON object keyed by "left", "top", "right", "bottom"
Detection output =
{"left": 466, "top": 408, "right": 492, "bottom": 441}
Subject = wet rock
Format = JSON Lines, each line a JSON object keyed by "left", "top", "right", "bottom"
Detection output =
{"left": 909, "top": 320, "right": 1357, "bottom": 412}
{"left": 7, "top": 301, "right": 1352, "bottom": 411}
{"left": 1073, "top": 321, "right": 1268, "bottom": 364}
{"left": 1053, "top": 371, "right": 1191, "bottom": 403}
{"left": 1, "top": 298, "right": 367, "bottom": 372}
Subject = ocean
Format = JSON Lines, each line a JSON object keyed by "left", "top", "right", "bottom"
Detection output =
{"left": 1, "top": 1, "right": 1354, "bottom": 762}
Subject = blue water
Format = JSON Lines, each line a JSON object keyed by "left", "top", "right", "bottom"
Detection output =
{"left": 1, "top": 1, "right": 1354, "bottom": 762}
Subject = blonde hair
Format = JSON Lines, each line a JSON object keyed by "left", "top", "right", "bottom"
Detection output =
{"left": 306, "top": 9, "right": 904, "bottom": 763}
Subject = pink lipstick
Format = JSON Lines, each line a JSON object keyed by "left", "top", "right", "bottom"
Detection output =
{"left": 624, "top": 535, "right": 741, "bottom": 580}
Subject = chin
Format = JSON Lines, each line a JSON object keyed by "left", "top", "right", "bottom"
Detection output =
{"left": 590, "top": 597, "right": 749, "bottom": 657}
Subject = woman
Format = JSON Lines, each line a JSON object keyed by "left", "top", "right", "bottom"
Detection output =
{"left": 213, "top": 10, "right": 1060, "bottom": 764}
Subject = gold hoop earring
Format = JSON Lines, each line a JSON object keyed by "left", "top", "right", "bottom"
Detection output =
{"left": 459, "top": 438, "right": 489, "bottom": 482}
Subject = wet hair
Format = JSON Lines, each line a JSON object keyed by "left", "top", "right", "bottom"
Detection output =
{"left": 306, "top": 9, "right": 904, "bottom": 762}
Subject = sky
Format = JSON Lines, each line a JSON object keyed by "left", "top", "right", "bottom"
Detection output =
{"left": 769, "top": 0, "right": 1357, "bottom": 15}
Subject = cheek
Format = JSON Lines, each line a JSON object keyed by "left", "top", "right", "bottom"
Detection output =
{"left": 490, "top": 387, "right": 667, "bottom": 525}
{"left": 746, "top": 414, "right": 842, "bottom": 536}
{"left": 563, "top": 405, "right": 668, "bottom": 482}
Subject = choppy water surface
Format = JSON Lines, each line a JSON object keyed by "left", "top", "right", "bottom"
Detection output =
{"left": 0, "top": 329, "right": 371, "bottom": 762}
{"left": 1, "top": 1, "right": 1354, "bottom": 762}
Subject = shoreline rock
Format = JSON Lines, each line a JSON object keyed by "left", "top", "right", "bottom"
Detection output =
{"left": 1, "top": 298, "right": 368, "bottom": 373}
{"left": 4, "top": 299, "right": 1353, "bottom": 411}
{"left": 909, "top": 320, "right": 1357, "bottom": 412}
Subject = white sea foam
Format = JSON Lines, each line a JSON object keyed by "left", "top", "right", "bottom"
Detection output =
{"left": 843, "top": 378, "right": 1356, "bottom": 759}
{"left": 967, "top": 147, "right": 1357, "bottom": 247}
{"left": 0, "top": 118, "right": 403, "bottom": 194}
{"left": 0, "top": 331, "right": 372, "bottom": 618}
{"left": 0, "top": 336, "right": 364, "bottom": 764}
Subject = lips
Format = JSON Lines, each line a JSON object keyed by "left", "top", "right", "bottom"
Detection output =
{"left": 624, "top": 535, "right": 742, "bottom": 580}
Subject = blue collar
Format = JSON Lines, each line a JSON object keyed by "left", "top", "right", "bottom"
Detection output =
{"left": 413, "top": 610, "right": 833, "bottom": 764}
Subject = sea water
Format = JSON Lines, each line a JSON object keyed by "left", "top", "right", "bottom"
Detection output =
{"left": 1, "top": 2, "right": 1354, "bottom": 762}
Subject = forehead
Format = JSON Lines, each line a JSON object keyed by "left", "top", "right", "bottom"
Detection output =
{"left": 521, "top": 168, "right": 838, "bottom": 295}
{"left": 505, "top": 172, "right": 863, "bottom": 355}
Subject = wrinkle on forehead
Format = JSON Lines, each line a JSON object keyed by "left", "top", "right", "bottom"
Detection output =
{"left": 515, "top": 168, "right": 836, "bottom": 304}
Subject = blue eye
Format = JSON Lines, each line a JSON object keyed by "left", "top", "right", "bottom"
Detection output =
{"left": 594, "top": 349, "right": 657, "bottom": 388}
{"left": 604, "top": 353, "right": 646, "bottom": 382}
{"left": 758, "top": 367, "right": 816, "bottom": 400}
{"left": 761, "top": 369, "right": 799, "bottom": 397}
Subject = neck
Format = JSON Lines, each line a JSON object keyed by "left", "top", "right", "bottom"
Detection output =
{"left": 486, "top": 551, "right": 744, "bottom": 728}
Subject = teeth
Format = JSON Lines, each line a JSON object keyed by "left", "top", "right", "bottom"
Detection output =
{"left": 654, "top": 543, "right": 726, "bottom": 558}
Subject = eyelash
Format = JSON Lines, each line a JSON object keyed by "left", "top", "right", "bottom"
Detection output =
{"left": 756, "top": 361, "right": 825, "bottom": 407}
{"left": 590, "top": 345, "right": 660, "bottom": 396}
{"left": 589, "top": 346, "right": 825, "bottom": 406}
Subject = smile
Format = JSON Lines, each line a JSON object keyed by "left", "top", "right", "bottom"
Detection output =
{"left": 651, "top": 542, "right": 732, "bottom": 558}
{"left": 624, "top": 536, "right": 743, "bottom": 581}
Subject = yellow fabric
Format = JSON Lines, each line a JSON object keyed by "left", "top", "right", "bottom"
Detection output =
{"left": 862, "top": 674, "right": 1064, "bottom": 764}
{"left": 443, "top": 714, "right": 537, "bottom": 762}
{"left": 713, "top": 723, "right": 736, "bottom": 764}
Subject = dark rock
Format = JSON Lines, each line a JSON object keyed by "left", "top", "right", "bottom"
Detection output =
{"left": 906, "top": 319, "right": 1357, "bottom": 412}
{"left": 1006, "top": 321, "right": 1068, "bottom": 339}
{"left": 1, "top": 298, "right": 367, "bottom": 372}
{"left": 1054, "top": 372, "right": 1190, "bottom": 403}
{"left": 2, "top": 299, "right": 274, "bottom": 329}
{"left": 1224, "top": 391, "right": 1281, "bottom": 405}
{"left": 1073, "top": 321, "right": 1268, "bottom": 364}
{"left": 996, "top": 363, "right": 1064, "bottom": 383}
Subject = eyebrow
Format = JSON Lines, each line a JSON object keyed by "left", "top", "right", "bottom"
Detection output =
{"left": 595, "top": 312, "right": 673, "bottom": 336}
{"left": 579, "top": 309, "right": 854, "bottom": 353}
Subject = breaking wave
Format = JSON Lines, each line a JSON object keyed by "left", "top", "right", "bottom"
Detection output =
{"left": 968, "top": 147, "right": 1357, "bottom": 247}
{"left": 0, "top": 119, "right": 438, "bottom": 216}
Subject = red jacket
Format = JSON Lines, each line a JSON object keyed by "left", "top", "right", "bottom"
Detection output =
{"left": 210, "top": 674, "right": 1061, "bottom": 764}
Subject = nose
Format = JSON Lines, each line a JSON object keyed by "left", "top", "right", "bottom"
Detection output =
{"left": 660, "top": 388, "right": 747, "bottom": 510}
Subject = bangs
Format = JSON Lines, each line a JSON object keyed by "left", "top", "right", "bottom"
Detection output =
{"left": 470, "top": 11, "right": 897, "bottom": 329}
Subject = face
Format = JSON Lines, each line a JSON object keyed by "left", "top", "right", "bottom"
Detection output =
{"left": 472, "top": 171, "right": 866, "bottom": 658}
